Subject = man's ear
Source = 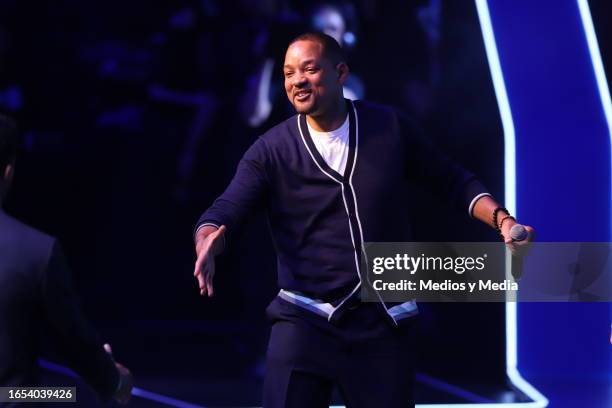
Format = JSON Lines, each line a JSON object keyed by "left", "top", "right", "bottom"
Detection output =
{"left": 336, "top": 62, "right": 350, "bottom": 85}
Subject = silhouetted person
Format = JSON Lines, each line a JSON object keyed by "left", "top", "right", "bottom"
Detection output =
{"left": 0, "top": 115, "right": 132, "bottom": 406}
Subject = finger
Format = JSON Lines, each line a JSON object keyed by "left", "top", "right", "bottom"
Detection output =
{"left": 193, "top": 260, "right": 201, "bottom": 277}
{"left": 197, "top": 268, "right": 207, "bottom": 291}
{"left": 197, "top": 274, "right": 206, "bottom": 291}
{"left": 216, "top": 225, "right": 227, "bottom": 236}
{"left": 209, "top": 225, "right": 226, "bottom": 242}
{"left": 205, "top": 258, "right": 215, "bottom": 297}
{"left": 206, "top": 273, "right": 214, "bottom": 297}
{"left": 195, "top": 262, "right": 207, "bottom": 294}
{"left": 525, "top": 226, "right": 536, "bottom": 241}
{"left": 518, "top": 235, "right": 534, "bottom": 256}
{"left": 202, "top": 261, "right": 215, "bottom": 296}
{"left": 103, "top": 343, "right": 113, "bottom": 356}
{"left": 194, "top": 256, "right": 206, "bottom": 277}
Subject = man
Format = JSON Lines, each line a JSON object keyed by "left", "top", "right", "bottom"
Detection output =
{"left": 0, "top": 115, "right": 133, "bottom": 405}
{"left": 193, "top": 32, "right": 533, "bottom": 407}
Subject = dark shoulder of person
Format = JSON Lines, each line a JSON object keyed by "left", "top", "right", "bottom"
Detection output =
{"left": 0, "top": 212, "right": 56, "bottom": 281}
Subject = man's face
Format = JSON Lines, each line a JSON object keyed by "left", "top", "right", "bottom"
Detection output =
{"left": 283, "top": 40, "right": 343, "bottom": 116}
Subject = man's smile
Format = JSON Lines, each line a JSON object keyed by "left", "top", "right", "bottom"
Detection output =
{"left": 294, "top": 89, "right": 312, "bottom": 102}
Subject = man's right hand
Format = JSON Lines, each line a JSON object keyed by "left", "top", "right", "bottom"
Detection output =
{"left": 104, "top": 343, "right": 133, "bottom": 405}
{"left": 113, "top": 362, "right": 133, "bottom": 405}
{"left": 193, "top": 225, "right": 226, "bottom": 297}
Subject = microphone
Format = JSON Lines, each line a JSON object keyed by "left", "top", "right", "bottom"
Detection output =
{"left": 510, "top": 224, "right": 528, "bottom": 281}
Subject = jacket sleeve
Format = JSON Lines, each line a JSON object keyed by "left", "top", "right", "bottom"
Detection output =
{"left": 41, "top": 241, "right": 119, "bottom": 401}
{"left": 194, "top": 137, "right": 270, "bottom": 244}
{"left": 398, "top": 113, "right": 489, "bottom": 213}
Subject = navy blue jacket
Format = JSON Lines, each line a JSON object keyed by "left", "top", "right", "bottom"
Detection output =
{"left": 197, "top": 100, "right": 487, "bottom": 324}
{"left": 0, "top": 210, "right": 119, "bottom": 400}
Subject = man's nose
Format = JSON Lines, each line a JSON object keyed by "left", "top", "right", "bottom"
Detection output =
{"left": 292, "top": 74, "right": 307, "bottom": 87}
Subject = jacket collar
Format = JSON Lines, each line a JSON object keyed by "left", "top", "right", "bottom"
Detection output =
{"left": 297, "top": 99, "right": 357, "bottom": 183}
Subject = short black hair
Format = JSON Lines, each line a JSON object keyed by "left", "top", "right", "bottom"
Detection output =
{"left": 0, "top": 114, "right": 18, "bottom": 172}
{"left": 288, "top": 31, "right": 347, "bottom": 65}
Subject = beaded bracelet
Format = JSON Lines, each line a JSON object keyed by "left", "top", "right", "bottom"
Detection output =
{"left": 492, "top": 207, "right": 509, "bottom": 234}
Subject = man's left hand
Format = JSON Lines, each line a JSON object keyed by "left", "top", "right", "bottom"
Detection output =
{"left": 501, "top": 219, "right": 535, "bottom": 256}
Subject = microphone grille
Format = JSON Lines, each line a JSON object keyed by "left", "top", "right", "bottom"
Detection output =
{"left": 510, "top": 224, "right": 528, "bottom": 241}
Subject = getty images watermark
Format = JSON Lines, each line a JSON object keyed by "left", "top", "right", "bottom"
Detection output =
{"left": 359, "top": 242, "right": 612, "bottom": 302}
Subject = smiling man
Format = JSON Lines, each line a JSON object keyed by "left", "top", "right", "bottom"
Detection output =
{"left": 193, "top": 32, "right": 533, "bottom": 407}
{"left": 283, "top": 36, "right": 349, "bottom": 130}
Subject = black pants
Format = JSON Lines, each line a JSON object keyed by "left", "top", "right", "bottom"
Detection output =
{"left": 263, "top": 299, "right": 417, "bottom": 408}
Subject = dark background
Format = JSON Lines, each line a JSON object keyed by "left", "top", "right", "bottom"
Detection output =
{"left": 1, "top": 0, "right": 610, "bottom": 406}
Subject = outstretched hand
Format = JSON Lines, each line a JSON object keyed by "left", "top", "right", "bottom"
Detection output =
{"left": 193, "top": 225, "right": 226, "bottom": 297}
{"left": 103, "top": 343, "right": 133, "bottom": 405}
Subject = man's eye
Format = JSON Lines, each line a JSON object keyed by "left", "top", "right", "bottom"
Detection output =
{"left": 284, "top": 72, "right": 293, "bottom": 77}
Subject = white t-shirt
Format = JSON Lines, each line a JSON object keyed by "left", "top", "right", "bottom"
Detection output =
{"left": 306, "top": 115, "right": 350, "bottom": 175}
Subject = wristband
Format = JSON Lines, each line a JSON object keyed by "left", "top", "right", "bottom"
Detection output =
{"left": 492, "top": 207, "right": 509, "bottom": 235}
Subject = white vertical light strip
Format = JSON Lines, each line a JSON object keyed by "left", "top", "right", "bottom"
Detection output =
{"left": 474, "top": 0, "right": 516, "bottom": 216}
{"left": 577, "top": 0, "right": 612, "bottom": 238}
{"left": 473, "top": 0, "right": 518, "bottom": 378}
{"left": 474, "top": 0, "right": 548, "bottom": 407}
